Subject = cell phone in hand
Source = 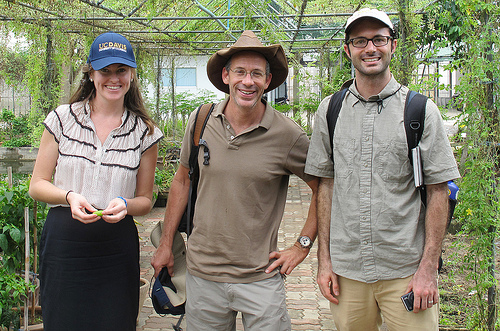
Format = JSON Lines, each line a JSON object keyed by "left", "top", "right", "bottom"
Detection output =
{"left": 401, "top": 291, "right": 414, "bottom": 312}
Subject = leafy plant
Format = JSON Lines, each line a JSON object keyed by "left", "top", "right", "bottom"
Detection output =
{"left": 155, "top": 163, "right": 178, "bottom": 194}
{"left": 154, "top": 140, "right": 181, "bottom": 199}
{"left": 419, "top": 0, "right": 468, "bottom": 57}
{"left": 274, "top": 102, "right": 293, "bottom": 114}
{"left": 0, "top": 109, "right": 32, "bottom": 147}
{"left": 0, "top": 44, "right": 27, "bottom": 87}
{"left": 321, "top": 52, "right": 352, "bottom": 97}
{"left": 0, "top": 176, "right": 46, "bottom": 327}
{"left": 0, "top": 179, "right": 47, "bottom": 273}
{"left": 155, "top": 89, "right": 221, "bottom": 140}
{"left": 0, "top": 267, "right": 32, "bottom": 329}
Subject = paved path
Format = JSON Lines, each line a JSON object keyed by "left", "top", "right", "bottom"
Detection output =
{"left": 135, "top": 175, "right": 336, "bottom": 331}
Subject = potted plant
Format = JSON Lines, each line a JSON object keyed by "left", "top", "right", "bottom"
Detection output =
{"left": 137, "top": 277, "right": 150, "bottom": 324}
{"left": 154, "top": 145, "right": 179, "bottom": 208}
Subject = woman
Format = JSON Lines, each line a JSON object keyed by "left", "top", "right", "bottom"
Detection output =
{"left": 29, "top": 32, "right": 163, "bottom": 330}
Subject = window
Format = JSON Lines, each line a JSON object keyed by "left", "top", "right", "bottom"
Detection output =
{"left": 176, "top": 68, "right": 196, "bottom": 86}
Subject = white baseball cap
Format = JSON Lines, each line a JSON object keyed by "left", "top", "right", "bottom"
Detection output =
{"left": 345, "top": 8, "right": 394, "bottom": 36}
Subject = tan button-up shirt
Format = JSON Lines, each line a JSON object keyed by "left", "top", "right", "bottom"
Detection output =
{"left": 305, "top": 77, "right": 460, "bottom": 282}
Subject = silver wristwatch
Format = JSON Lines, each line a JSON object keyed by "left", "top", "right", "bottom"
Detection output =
{"left": 297, "top": 236, "right": 313, "bottom": 249}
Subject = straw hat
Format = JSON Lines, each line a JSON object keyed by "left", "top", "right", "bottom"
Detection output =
{"left": 150, "top": 225, "right": 186, "bottom": 315}
{"left": 206, "top": 30, "right": 288, "bottom": 94}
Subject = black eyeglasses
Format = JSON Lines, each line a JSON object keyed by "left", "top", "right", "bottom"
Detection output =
{"left": 348, "top": 36, "right": 393, "bottom": 48}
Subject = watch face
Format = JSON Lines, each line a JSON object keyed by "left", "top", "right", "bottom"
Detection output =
{"left": 299, "top": 236, "right": 311, "bottom": 247}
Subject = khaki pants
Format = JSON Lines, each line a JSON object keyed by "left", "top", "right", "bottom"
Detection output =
{"left": 330, "top": 275, "right": 438, "bottom": 331}
{"left": 186, "top": 272, "right": 291, "bottom": 331}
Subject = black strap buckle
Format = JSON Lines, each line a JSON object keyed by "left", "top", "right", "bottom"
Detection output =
{"left": 199, "top": 139, "right": 210, "bottom": 165}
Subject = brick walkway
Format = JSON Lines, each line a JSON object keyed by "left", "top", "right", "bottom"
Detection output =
{"left": 135, "top": 175, "right": 336, "bottom": 331}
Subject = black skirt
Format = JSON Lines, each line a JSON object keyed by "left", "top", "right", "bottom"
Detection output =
{"left": 39, "top": 207, "right": 139, "bottom": 331}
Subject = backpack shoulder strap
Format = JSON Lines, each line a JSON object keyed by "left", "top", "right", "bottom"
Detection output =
{"left": 184, "top": 103, "right": 215, "bottom": 236}
{"left": 188, "top": 103, "right": 215, "bottom": 175}
{"left": 192, "top": 103, "right": 215, "bottom": 147}
{"left": 327, "top": 82, "right": 354, "bottom": 161}
{"left": 327, "top": 88, "right": 349, "bottom": 149}
{"left": 404, "top": 91, "right": 428, "bottom": 162}
{"left": 326, "top": 80, "right": 354, "bottom": 161}
{"left": 327, "top": 79, "right": 353, "bottom": 151}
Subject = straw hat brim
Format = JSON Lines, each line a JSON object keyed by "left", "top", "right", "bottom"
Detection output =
{"left": 150, "top": 225, "right": 186, "bottom": 309}
{"left": 207, "top": 44, "right": 288, "bottom": 94}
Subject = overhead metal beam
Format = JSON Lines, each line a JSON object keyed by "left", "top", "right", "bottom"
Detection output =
{"left": 0, "top": 12, "right": 401, "bottom": 22}
{"left": 77, "top": 0, "right": 205, "bottom": 53}
{"left": 136, "top": 45, "right": 342, "bottom": 52}
{"left": 60, "top": 27, "right": 344, "bottom": 34}
{"left": 130, "top": 38, "right": 344, "bottom": 44}
{"left": 0, "top": 0, "right": 426, "bottom": 58}
{"left": 192, "top": 0, "right": 237, "bottom": 40}
{"left": 126, "top": 0, "right": 149, "bottom": 18}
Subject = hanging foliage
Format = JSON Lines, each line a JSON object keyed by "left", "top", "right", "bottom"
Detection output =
{"left": 422, "top": 0, "right": 500, "bottom": 329}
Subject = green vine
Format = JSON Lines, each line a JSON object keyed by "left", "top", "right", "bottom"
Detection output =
{"left": 422, "top": 0, "right": 500, "bottom": 329}
{"left": 390, "top": 0, "right": 421, "bottom": 87}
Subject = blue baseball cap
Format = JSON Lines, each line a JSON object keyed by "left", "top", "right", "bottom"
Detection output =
{"left": 87, "top": 32, "right": 137, "bottom": 71}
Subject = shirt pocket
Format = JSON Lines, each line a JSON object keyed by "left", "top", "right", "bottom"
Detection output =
{"left": 333, "top": 138, "right": 355, "bottom": 178}
{"left": 376, "top": 141, "right": 411, "bottom": 182}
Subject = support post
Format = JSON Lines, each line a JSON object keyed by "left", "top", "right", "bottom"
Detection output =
{"left": 24, "top": 207, "right": 30, "bottom": 331}
{"left": 484, "top": 2, "right": 496, "bottom": 329}
{"left": 398, "top": 0, "right": 410, "bottom": 86}
{"left": 7, "top": 166, "right": 13, "bottom": 188}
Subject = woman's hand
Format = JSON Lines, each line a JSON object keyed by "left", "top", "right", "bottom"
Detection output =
{"left": 100, "top": 197, "right": 128, "bottom": 223}
{"left": 66, "top": 191, "right": 100, "bottom": 224}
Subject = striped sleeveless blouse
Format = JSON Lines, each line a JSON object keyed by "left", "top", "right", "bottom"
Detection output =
{"left": 44, "top": 101, "right": 163, "bottom": 209}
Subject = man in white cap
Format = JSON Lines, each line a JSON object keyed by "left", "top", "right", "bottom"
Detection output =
{"left": 152, "top": 30, "right": 318, "bottom": 330}
{"left": 305, "top": 8, "right": 460, "bottom": 330}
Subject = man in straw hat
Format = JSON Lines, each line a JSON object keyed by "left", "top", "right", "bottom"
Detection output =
{"left": 305, "top": 8, "right": 460, "bottom": 330}
{"left": 152, "top": 30, "right": 318, "bottom": 330}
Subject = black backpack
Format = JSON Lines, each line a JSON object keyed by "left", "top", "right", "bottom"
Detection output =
{"left": 325, "top": 83, "right": 457, "bottom": 271}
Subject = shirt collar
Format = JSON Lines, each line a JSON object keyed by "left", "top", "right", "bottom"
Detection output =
{"left": 348, "top": 76, "right": 402, "bottom": 109}
{"left": 214, "top": 96, "right": 273, "bottom": 130}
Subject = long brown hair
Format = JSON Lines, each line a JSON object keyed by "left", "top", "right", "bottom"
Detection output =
{"left": 70, "top": 63, "right": 157, "bottom": 135}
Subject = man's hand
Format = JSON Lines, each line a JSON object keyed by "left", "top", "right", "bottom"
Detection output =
{"left": 405, "top": 263, "right": 438, "bottom": 313}
{"left": 151, "top": 165, "right": 191, "bottom": 278}
{"left": 151, "top": 243, "right": 175, "bottom": 278}
{"left": 317, "top": 260, "right": 339, "bottom": 304}
{"left": 266, "top": 244, "right": 309, "bottom": 275}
